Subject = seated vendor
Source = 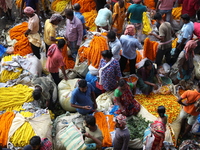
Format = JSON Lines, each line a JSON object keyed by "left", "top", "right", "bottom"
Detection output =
{"left": 70, "top": 79, "right": 97, "bottom": 115}
{"left": 114, "top": 79, "right": 140, "bottom": 116}
{"left": 137, "top": 59, "right": 161, "bottom": 95}
{"left": 23, "top": 136, "right": 52, "bottom": 150}
{"left": 83, "top": 115, "right": 103, "bottom": 150}
{"left": 32, "top": 76, "right": 57, "bottom": 110}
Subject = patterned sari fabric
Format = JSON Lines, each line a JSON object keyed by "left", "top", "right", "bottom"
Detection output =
{"left": 114, "top": 86, "right": 140, "bottom": 116}
{"left": 151, "top": 120, "right": 166, "bottom": 150}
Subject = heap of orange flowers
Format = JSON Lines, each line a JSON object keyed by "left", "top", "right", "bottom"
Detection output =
{"left": 71, "top": 0, "right": 96, "bottom": 13}
{"left": 9, "top": 22, "right": 32, "bottom": 56}
{"left": 143, "top": 38, "right": 158, "bottom": 61}
{"left": 78, "top": 35, "right": 109, "bottom": 68}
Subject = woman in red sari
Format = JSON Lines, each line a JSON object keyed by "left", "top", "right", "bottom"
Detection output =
{"left": 150, "top": 106, "right": 167, "bottom": 150}
{"left": 114, "top": 79, "right": 140, "bottom": 116}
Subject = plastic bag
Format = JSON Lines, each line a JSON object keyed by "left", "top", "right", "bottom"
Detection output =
{"left": 145, "top": 133, "right": 155, "bottom": 150}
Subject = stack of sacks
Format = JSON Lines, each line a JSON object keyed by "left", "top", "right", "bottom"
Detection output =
{"left": 72, "top": 0, "right": 96, "bottom": 13}
{"left": 9, "top": 22, "right": 32, "bottom": 56}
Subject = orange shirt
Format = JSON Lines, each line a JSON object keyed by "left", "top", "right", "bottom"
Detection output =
{"left": 181, "top": 90, "right": 200, "bottom": 116}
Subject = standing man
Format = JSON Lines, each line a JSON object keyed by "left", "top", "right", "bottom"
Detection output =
{"left": 149, "top": 12, "right": 173, "bottom": 67}
{"left": 24, "top": 7, "right": 41, "bottom": 59}
{"left": 126, "top": 0, "right": 147, "bottom": 42}
{"left": 65, "top": 9, "right": 83, "bottom": 61}
{"left": 177, "top": 82, "right": 200, "bottom": 138}
{"left": 95, "top": 4, "right": 112, "bottom": 32}
{"left": 120, "top": 25, "right": 142, "bottom": 76}
{"left": 171, "top": 14, "right": 194, "bottom": 64}
{"left": 44, "top": 14, "right": 63, "bottom": 55}
{"left": 113, "top": 114, "right": 130, "bottom": 150}
{"left": 107, "top": 30, "right": 122, "bottom": 61}
{"left": 73, "top": 3, "right": 88, "bottom": 36}
{"left": 70, "top": 79, "right": 97, "bottom": 115}
{"left": 156, "top": 0, "right": 176, "bottom": 23}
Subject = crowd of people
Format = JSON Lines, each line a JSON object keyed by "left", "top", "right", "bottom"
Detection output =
{"left": 0, "top": 0, "right": 200, "bottom": 150}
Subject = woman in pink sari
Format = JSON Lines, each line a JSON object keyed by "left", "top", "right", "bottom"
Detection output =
{"left": 149, "top": 106, "right": 167, "bottom": 150}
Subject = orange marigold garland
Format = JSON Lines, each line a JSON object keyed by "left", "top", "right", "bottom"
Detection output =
{"left": 71, "top": 0, "right": 96, "bottom": 13}
{"left": 143, "top": 37, "right": 158, "bottom": 61}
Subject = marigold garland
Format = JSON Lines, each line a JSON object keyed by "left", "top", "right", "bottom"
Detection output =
{"left": 142, "top": 12, "right": 152, "bottom": 35}
{"left": 143, "top": 0, "right": 155, "bottom": 10}
{"left": 0, "top": 84, "right": 33, "bottom": 111}
{"left": 143, "top": 37, "right": 158, "bottom": 61}
{"left": 172, "top": 6, "right": 182, "bottom": 20}
{"left": 83, "top": 10, "right": 97, "bottom": 31}
{"left": 78, "top": 35, "right": 109, "bottom": 68}
{"left": 72, "top": 0, "right": 96, "bottom": 13}
{"left": 94, "top": 112, "right": 115, "bottom": 147}
{"left": 51, "top": 0, "right": 70, "bottom": 12}
{"left": 0, "top": 112, "right": 15, "bottom": 147}
{"left": 9, "top": 22, "right": 32, "bottom": 56}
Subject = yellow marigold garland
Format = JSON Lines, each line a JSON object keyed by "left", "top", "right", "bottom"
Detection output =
{"left": 10, "top": 111, "right": 35, "bottom": 147}
{"left": 172, "top": 6, "right": 182, "bottom": 20}
{"left": 142, "top": 12, "right": 152, "bottom": 35}
{"left": 83, "top": 10, "right": 97, "bottom": 31}
{"left": 51, "top": 0, "right": 70, "bottom": 12}
{"left": 0, "top": 84, "right": 33, "bottom": 111}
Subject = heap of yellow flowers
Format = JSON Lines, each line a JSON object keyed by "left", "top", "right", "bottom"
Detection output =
{"left": 51, "top": 0, "right": 70, "bottom": 12}
{"left": 135, "top": 93, "right": 181, "bottom": 124}
{"left": 83, "top": 10, "right": 97, "bottom": 31}
{"left": 0, "top": 84, "right": 33, "bottom": 111}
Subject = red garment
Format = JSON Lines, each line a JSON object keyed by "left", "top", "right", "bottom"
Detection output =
{"left": 46, "top": 44, "right": 65, "bottom": 73}
{"left": 179, "top": 0, "right": 200, "bottom": 17}
{"left": 40, "top": 138, "right": 52, "bottom": 150}
{"left": 114, "top": 85, "right": 140, "bottom": 116}
{"left": 194, "top": 22, "right": 200, "bottom": 39}
{"left": 151, "top": 120, "right": 166, "bottom": 150}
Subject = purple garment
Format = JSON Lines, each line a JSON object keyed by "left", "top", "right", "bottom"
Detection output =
{"left": 99, "top": 58, "right": 122, "bottom": 91}
{"left": 65, "top": 16, "right": 83, "bottom": 46}
{"left": 24, "top": 0, "right": 38, "bottom": 10}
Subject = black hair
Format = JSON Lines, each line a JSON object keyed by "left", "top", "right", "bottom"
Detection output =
{"left": 153, "top": 12, "right": 162, "bottom": 20}
{"left": 144, "top": 59, "right": 152, "bottom": 69}
{"left": 104, "top": 4, "right": 111, "bottom": 9}
{"left": 33, "top": 89, "right": 41, "bottom": 100}
{"left": 157, "top": 106, "right": 166, "bottom": 118}
{"left": 30, "top": 136, "right": 41, "bottom": 147}
{"left": 57, "top": 39, "right": 66, "bottom": 49}
{"left": 181, "top": 14, "right": 190, "bottom": 22}
{"left": 101, "top": 50, "right": 113, "bottom": 59}
{"left": 198, "top": 81, "right": 200, "bottom": 88}
{"left": 65, "top": 9, "right": 74, "bottom": 16}
{"left": 118, "top": 79, "right": 127, "bottom": 87}
{"left": 73, "top": 3, "right": 81, "bottom": 11}
{"left": 107, "top": 30, "right": 116, "bottom": 40}
{"left": 85, "top": 115, "right": 96, "bottom": 126}
{"left": 78, "top": 79, "right": 87, "bottom": 88}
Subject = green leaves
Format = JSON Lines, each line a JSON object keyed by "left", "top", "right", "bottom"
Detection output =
{"left": 127, "top": 115, "right": 152, "bottom": 140}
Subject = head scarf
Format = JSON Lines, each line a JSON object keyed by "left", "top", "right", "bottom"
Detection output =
{"left": 24, "top": 7, "right": 35, "bottom": 14}
{"left": 50, "top": 14, "right": 63, "bottom": 22}
{"left": 116, "top": 114, "right": 127, "bottom": 125}
{"left": 124, "top": 25, "right": 135, "bottom": 36}
{"left": 184, "top": 40, "right": 197, "bottom": 60}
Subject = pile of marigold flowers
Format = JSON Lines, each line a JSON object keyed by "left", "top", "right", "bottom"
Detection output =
{"left": 135, "top": 92, "right": 182, "bottom": 124}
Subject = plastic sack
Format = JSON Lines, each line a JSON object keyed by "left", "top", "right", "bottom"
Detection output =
{"left": 144, "top": 133, "right": 155, "bottom": 150}
{"left": 191, "top": 115, "right": 200, "bottom": 135}
{"left": 58, "top": 79, "right": 80, "bottom": 112}
{"left": 88, "top": 64, "right": 98, "bottom": 76}
{"left": 193, "top": 55, "right": 200, "bottom": 80}
{"left": 96, "top": 91, "right": 114, "bottom": 112}
{"left": 26, "top": 55, "right": 42, "bottom": 77}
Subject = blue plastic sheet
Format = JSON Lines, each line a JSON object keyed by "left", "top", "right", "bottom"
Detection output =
{"left": 0, "top": 45, "right": 6, "bottom": 57}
